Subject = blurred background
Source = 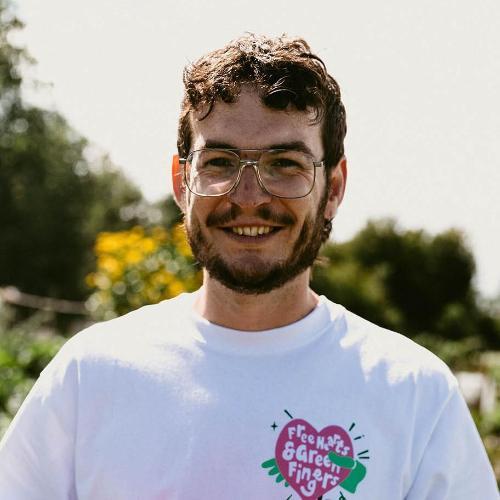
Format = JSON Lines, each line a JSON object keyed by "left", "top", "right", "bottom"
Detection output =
{"left": 0, "top": 0, "right": 499, "bottom": 481}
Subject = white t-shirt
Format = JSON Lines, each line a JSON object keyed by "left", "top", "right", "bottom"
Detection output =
{"left": 0, "top": 293, "right": 497, "bottom": 499}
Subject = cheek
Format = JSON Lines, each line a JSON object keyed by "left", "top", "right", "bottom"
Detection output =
{"left": 286, "top": 198, "right": 320, "bottom": 225}
{"left": 186, "top": 198, "right": 220, "bottom": 226}
{"left": 184, "top": 199, "right": 201, "bottom": 229}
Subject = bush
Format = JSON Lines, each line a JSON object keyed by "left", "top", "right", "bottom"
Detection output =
{"left": 86, "top": 224, "right": 201, "bottom": 319}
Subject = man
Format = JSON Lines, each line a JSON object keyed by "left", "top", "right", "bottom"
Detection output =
{"left": 0, "top": 34, "right": 497, "bottom": 499}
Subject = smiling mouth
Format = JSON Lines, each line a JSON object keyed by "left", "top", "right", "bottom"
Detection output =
{"left": 221, "top": 226, "right": 281, "bottom": 237}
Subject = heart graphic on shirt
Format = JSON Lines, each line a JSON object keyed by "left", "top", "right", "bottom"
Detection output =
{"left": 275, "top": 418, "right": 354, "bottom": 499}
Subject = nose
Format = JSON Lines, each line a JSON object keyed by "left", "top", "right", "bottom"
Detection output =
{"left": 228, "top": 163, "right": 273, "bottom": 208}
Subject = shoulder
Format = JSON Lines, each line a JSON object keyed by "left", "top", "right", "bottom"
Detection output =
{"left": 48, "top": 292, "right": 196, "bottom": 371}
{"left": 325, "top": 300, "right": 457, "bottom": 396}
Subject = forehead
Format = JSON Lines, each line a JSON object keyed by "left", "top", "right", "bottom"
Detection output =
{"left": 189, "top": 87, "right": 323, "bottom": 155}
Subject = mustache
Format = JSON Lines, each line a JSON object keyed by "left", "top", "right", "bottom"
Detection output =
{"left": 206, "top": 205, "right": 295, "bottom": 227}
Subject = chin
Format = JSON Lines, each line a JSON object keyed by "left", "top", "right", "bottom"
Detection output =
{"left": 205, "top": 255, "right": 312, "bottom": 295}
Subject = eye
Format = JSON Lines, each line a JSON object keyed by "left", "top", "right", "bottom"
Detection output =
{"left": 193, "top": 150, "right": 238, "bottom": 171}
{"left": 269, "top": 158, "right": 302, "bottom": 168}
{"left": 264, "top": 151, "right": 307, "bottom": 171}
{"left": 205, "top": 156, "right": 235, "bottom": 168}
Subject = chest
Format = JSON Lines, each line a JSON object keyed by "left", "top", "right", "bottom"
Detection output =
{"left": 72, "top": 355, "right": 419, "bottom": 499}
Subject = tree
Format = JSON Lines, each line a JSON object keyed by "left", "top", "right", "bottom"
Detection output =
{"left": 0, "top": 1, "right": 147, "bottom": 302}
{"left": 312, "top": 219, "right": 500, "bottom": 358}
{"left": 0, "top": 0, "right": 25, "bottom": 108}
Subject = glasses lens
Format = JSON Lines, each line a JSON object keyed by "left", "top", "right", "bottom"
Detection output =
{"left": 187, "top": 150, "right": 239, "bottom": 196}
{"left": 259, "top": 150, "right": 315, "bottom": 198}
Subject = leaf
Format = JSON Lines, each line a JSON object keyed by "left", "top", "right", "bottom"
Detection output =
{"left": 261, "top": 457, "right": 277, "bottom": 469}
{"left": 328, "top": 452, "right": 355, "bottom": 469}
{"left": 268, "top": 465, "right": 280, "bottom": 476}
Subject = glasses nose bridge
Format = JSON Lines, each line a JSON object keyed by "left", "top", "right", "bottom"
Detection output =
{"left": 230, "top": 157, "right": 268, "bottom": 195}
{"left": 239, "top": 157, "right": 259, "bottom": 168}
{"left": 237, "top": 157, "right": 261, "bottom": 179}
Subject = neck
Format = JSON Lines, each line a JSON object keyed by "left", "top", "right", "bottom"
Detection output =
{"left": 194, "top": 269, "right": 319, "bottom": 331}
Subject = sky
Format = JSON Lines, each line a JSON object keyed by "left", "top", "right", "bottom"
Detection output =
{"left": 9, "top": 0, "right": 500, "bottom": 298}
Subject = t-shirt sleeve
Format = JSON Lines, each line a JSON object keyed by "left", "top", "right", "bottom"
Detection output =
{"left": 0, "top": 342, "right": 78, "bottom": 500}
{"left": 405, "top": 385, "right": 499, "bottom": 499}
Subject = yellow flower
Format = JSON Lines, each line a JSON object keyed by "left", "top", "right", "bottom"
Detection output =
{"left": 140, "top": 237, "right": 156, "bottom": 254}
{"left": 151, "top": 271, "right": 174, "bottom": 286}
{"left": 169, "top": 279, "right": 185, "bottom": 297}
{"left": 124, "top": 249, "right": 142, "bottom": 265}
{"left": 95, "top": 232, "right": 126, "bottom": 254}
{"left": 88, "top": 223, "right": 201, "bottom": 318}
{"left": 98, "top": 255, "right": 122, "bottom": 279}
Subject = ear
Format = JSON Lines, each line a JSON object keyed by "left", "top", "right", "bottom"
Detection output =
{"left": 323, "top": 156, "right": 347, "bottom": 220}
{"left": 171, "top": 154, "right": 186, "bottom": 211}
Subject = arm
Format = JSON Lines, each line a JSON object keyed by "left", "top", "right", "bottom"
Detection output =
{"left": 0, "top": 344, "right": 78, "bottom": 499}
{"left": 405, "top": 386, "right": 498, "bottom": 499}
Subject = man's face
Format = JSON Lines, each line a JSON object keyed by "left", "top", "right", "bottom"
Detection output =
{"left": 180, "top": 87, "right": 341, "bottom": 295}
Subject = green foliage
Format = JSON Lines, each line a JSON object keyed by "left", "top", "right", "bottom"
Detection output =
{"left": 151, "top": 195, "right": 183, "bottom": 229}
{"left": 312, "top": 219, "right": 500, "bottom": 358}
{"left": 0, "top": 2, "right": 149, "bottom": 301}
{"left": 86, "top": 225, "right": 201, "bottom": 320}
{"left": 0, "top": 0, "right": 28, "bottom": 99}
{"left": 0, "top": 106, "right": 140, "bottom": 299}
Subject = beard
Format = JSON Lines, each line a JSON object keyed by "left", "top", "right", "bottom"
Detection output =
{"left": 185, "top": 192, "right": 329, "bottom": 295}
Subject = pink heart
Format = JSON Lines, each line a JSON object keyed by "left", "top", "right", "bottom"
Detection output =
{"left": 275, "top": 419, "right": 353, "bottom": 499}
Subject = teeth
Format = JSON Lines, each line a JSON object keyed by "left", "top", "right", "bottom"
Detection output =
{"left": 231, "top": 226, "right": 272, "bottom": 236}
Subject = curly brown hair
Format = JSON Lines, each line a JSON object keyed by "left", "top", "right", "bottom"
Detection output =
{"left": 177, "top": 34, "right": 347, "bottom": 175}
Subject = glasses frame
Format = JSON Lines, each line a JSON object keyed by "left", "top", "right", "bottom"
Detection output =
{"left": 179, "top": 148, "right": 325, "bottom": 199}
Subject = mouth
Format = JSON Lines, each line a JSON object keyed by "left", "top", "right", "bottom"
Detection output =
{"left": 219, "top": 225, "right": 283, "bottom": 239}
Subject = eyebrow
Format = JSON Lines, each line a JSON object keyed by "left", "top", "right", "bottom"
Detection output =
{"left": 203, "top": 140, "right": 237, "bottom": 150}
{"left": 201, "top": 140, "right": 314, "bottom": 156}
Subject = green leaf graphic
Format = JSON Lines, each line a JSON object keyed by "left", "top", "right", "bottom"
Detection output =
{"left": 261, "top": 457, "right": 289, "bottom": 488}
{"left": 328, "top": 452, "right": 355, "bottom": 469}
{"left": 261, "top": 458, "right": 277, "bottom": 469}
{"left": 328, "top": 453, "right": 367, "bottom": 494}
{"left": 268, "top": 465, "right": 280, "bottom": 476}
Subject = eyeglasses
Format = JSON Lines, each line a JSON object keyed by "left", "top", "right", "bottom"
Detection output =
{"left": 179, "top": 148, "right": 324, "bottom": 199}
